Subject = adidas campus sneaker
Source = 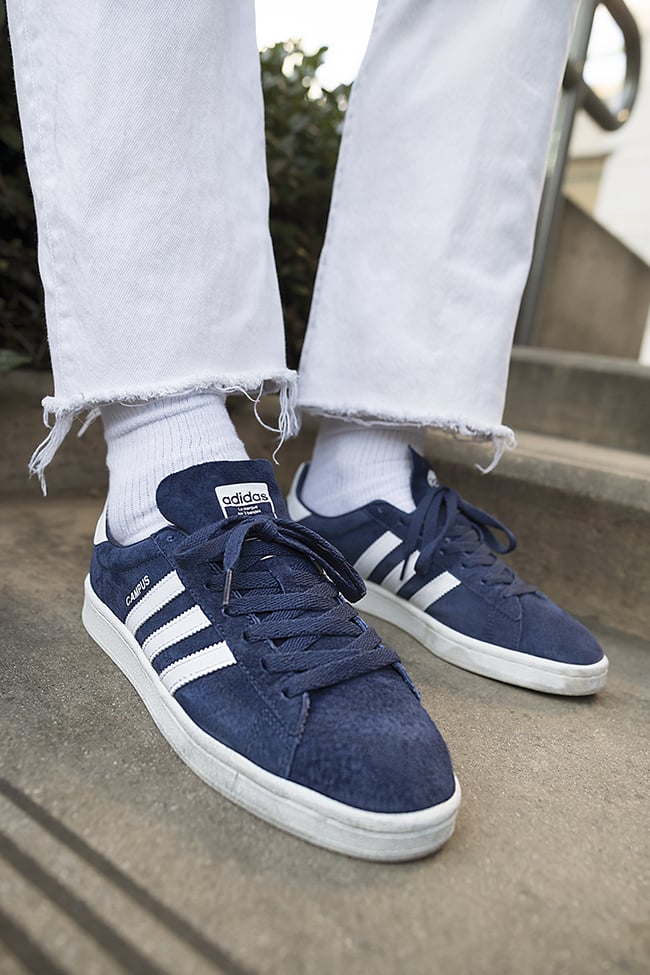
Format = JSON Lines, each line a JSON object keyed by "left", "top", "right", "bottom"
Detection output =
{"left": 82, "top": 459, "right": 460, "bottom": 860}
{"left": 287, "top": 450, "right": 608, "bottom": 696}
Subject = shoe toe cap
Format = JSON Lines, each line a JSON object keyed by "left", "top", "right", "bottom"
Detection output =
{"left": 289, "top": 668, "right": 456, "bottom": 814}
{"left": 520, "top": 595, "right": 604, "bottom": 666}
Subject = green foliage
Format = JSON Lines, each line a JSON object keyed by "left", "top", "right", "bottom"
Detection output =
{"left": 0, "top": 30, "right": 346, "bottom": 370}
{"left": 262, "top": 41, "right": 349, "bottom": 366}
{"left": 0, "top": 9, "right": 47, "bottom": 368}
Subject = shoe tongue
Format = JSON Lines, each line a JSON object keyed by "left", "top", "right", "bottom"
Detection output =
{"left": 156, "top": 459, "right": 289, "bottom": 532}
{"left": 409, "top": 447, "right": 439, "bottom": 505}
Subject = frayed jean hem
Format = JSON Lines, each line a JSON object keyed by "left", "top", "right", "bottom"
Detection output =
{"left": 298, "top": 403, "right": 516, "bottom": 474}
{"left": 29, "top": 370, "right": 299, "bottom": 493}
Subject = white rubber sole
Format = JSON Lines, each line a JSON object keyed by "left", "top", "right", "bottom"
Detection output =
{"left": 359, "top": 582, "right": 609, "bottom": 696}
{"left": 82, "top": 576, "right": 461, "bottom": 861}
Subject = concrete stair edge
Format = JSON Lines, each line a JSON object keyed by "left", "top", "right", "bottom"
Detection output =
{"left": 505, "top": 347, "right": 650, "bottom": 455}
{"left": 428, "top": 428, "right": 650, "bottom": 511}
{"left": 510, "top": 345, "right": 650, "bottom": 377}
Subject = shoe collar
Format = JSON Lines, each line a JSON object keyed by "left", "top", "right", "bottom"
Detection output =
{"left": 157, "top": 459, "right": 289, "bottom": 533}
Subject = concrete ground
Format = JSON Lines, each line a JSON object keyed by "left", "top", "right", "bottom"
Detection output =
{"left": 2, "top": 495, "right": 648, "bottom": 975}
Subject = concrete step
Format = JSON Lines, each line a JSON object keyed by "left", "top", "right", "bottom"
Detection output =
{"left": 532, "top": 197, "right": 650, "bottom": 358}
{"left": 505, "top": 347, "right": 650, "bottom": 454}
{"left": 425, "top": 429, "right": 650, "bottom": 641}
{"left": 2, "top": 496, "right": 648, "bottom": 975}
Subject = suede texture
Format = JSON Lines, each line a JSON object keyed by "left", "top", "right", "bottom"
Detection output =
{"left": 175, "top": 665, "right": 300, "bottom": 777}
{"left": 89, "top": 461, "right": 455, "bottom": 813}
{"left": 518, "top": 594, "right": 603, "bottom": 665}
{"left": 91, "top": 535, "right": 172, "bottom": 624}
{"left": 290, "top": 668, "right": 455, "bottom": 812}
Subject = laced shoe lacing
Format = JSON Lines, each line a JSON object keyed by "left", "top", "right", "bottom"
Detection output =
{"left": 175, "top": 514, "right": 400, "bottom": 698}
{"left": 401, "top": 484, "right": 536, "bottom": 598}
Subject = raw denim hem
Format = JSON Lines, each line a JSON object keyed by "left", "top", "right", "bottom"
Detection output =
{"left": 298, "top": 404, "right": 516, "bottom": 473}
{"left": 29, "top": 370, "right": 299, "bottom": 493}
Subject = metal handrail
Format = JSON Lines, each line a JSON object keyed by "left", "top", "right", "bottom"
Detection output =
{"left": 581, "top": 0, "right": 642, "bottom": 129}
{"left": 514, "top": 0, "right": 642, "bottom": 345}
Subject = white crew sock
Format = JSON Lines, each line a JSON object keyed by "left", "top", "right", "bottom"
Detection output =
{"left": 102, "top": 392, "right": 248, "bottom": 544}
{"left": 300, "top": 418, "right": 424, "bottom": 516}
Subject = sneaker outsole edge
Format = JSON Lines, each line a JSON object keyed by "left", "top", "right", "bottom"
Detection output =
{"left": 82, "top": 575, "right": 461, "bottom": 861}
{"left": 359, "top": 582, "right": 609, "bottom": 696}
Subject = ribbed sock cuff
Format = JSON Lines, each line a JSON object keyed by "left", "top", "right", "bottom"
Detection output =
{"left": 102, "top": 392, "right": 248, "bottom": 543}
{"left": 301, "top": 418, "right": 424, "bottom": 516}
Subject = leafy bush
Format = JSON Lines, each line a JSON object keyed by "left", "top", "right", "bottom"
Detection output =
{"left": 263, "top": 41, "right": 349, "bottom": 366}
{"left": 0, "top": 7, "right": 46, "bottom": 370}
{"left": 0, "top": 25, "right": 347, "bottom": 370}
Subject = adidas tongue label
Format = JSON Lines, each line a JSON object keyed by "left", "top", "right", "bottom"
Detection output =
{"left": 215, "top": 482, "right": 276, "bottom": 520}
{"left": 427, "top": 470, "right": 438, "bottom": 488}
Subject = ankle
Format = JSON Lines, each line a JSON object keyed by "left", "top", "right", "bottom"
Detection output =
{"left": 102, "top": 392, "right": 247, "bottom": 544}
{"left": 301, "top": 418, "right": 423, "bottom": 516}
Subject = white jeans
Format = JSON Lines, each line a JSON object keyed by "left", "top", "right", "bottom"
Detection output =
{"left": 7, "top": 0, "right": 578, "bottom": 477}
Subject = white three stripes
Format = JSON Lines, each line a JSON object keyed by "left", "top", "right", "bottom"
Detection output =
{"left": 122, "top": 529, "right": 457, "bottom": 694}
{"left": 409, "top": 570, "right": 460, "bottom": 609}
{"left": 124, "top": 570, "right": 235, "bottom": 691}
{"left": 125, "top": 570, "right": 185, "bottom": 632}
{"left": 353, "top": 531, "right": 401, "bottom": 577}
{"left": 353, "top": 531, "right": 461, "bottom": 610}
{"left": 160, "top": 643, "right": 235, "bottom": 694}
{"left": 142, "top": 605, "right": 212, "bottom": 662}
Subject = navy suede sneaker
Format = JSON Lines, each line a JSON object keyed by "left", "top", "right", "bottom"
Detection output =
{"left": 82, "top": 459, "right": 460, "bottom": 860}
{"left": 287, "top": 450, "right": 608, "bottom": 696}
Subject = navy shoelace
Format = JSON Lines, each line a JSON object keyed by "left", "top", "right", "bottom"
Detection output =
{"left": 175, "top": 515, "right": 399, "bottom": 697}
{"left": 404, "top": 485, "right": 536, "bottom": 598}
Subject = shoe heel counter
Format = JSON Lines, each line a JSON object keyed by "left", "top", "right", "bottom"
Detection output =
{"left": 286, "top": 464, "right": 310, "bottom": 522}
{"left": 87, "top": 504, "right": 114, "bottom": 603}
{"left": 88, "top": 543, "right": 110, "bottom": 605}
{"left": 88, "top": 542, "right": 128, "bottom": 624}
{"left": 93, "top": 502, "right": 108, "bottom": 544}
